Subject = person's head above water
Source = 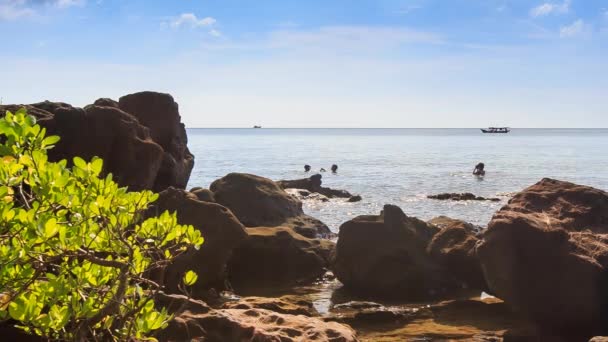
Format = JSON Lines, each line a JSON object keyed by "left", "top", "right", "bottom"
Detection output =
{"left": 331, "top": 164, "right": 338, "bottom": 173}
{"left": 475, "top": 162, "right": 485, "bottom": 170}
{"left": 304, "top": 164, "right": 311, "bottom": 172}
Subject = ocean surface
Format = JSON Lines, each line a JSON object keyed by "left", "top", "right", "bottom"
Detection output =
{"left": 186, "top": 128, "right": 608, "bottom": 232}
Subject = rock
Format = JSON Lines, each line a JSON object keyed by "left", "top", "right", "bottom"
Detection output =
{"left": 227, "top": 226, "right": 335, "bottom": 291}
{"left": 278, "top": 174, "right": 359, "bottom": 199}
{"left": 590, "top": 338, "right": 608, "bottom": 342}
{"left": 156, "top": 293, "right": 358, "bottom": 342}
{"left": 1, "top": 93, "right": 193, "bottom": 193}
{"left": 118, "top": 91, "right": 194, "bottom": 192}
{"left": 332, "top": 204, "right": 462, "bottom": 299}
{"left": 286, "top": 188, "right": 330, "bottom": 203}
{"left": 92, "top": 97, "right": 119, "bottom": 108}
{"left": 491, "top": 178, "right": 608, "bottom": 234}
{"left": 210, "top": 173, "right": 331, "bottom": 238}
{"left": 348, "top": 195, "right": 362, "bottom": 202}
{"left": 221, "top": 296, "right": 318, "bottom": 316}
{"left": 428, "top": 193, "right": 500, "bottom": 201}
{"left": 148, "top": 187, "right": 247, "bottom": 295}
{"left": 348, "top": 298, "right": 539, "bottom": 341}
{"left": 427, "top": 217, "right": 488, "bottom": 291}
{"left": 189, "top": 187, "right": 216, "bottom": 202}
{"left": 428, "top": 216, "right": 481, "bottom": 234}
{"left": 20, "top": 102, "right": 165, "bottom": 191}
{"left": 477, "top": 178, "right": 608, "bottom": 337}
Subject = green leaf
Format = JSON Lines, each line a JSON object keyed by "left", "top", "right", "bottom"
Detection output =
{"left": 182, "top": 270, "right": 198, "bottom": 286}
{"left": 73, "top": 156, "right": 87, "bottom": 170}
{"left": 44, "top": 218, "right": 58, "bottom": 238}
{"left": 42, "top": 135, "right": 60, "bottom": 147}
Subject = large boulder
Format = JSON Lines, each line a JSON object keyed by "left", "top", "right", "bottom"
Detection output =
{"left": 427, "top": 217, "right": 487, "bottom": 291}
{"left": 148, "top": 187, "right": 248, "bottom": 295}
{"left": 1, "top": 92, "right": 193, "bottom": 192}
{"left": 477, "top": 178, "right": 608, "bottom": 337}
{"left": 227, "top": 226, "right": 334, "bottom": 291}
{"left": 155, "top": 293, "right": 358, "bottom": 342}
{"left": 210, "top": 173, "right": 331, "bottom": 238}
{"left": 332, "top": 204, "right": 461, "bottom": 299}
{"left": 118, "top": 92, "right": 194, "bottom": 192}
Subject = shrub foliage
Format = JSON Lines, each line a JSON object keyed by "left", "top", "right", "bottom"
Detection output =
{"left": 0, "top": 109, "right": 203, "bottom": 340}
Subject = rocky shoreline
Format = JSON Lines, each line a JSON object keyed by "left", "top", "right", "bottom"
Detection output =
{"left": 2, "top": 92, "right": 607, "bottom": 341}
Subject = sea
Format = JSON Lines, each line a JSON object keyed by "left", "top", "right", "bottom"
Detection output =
{"left": 186, "top": 128, "right": 608, "bottom": 232}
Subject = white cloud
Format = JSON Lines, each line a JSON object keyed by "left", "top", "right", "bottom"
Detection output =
{"left": 55, "top": 0, "right": 85, "bottom": 8}
{"left": 0, "top": 0, "right": 84, "bottom": 20}
{"left": 209, "top": 29, "right": 221, "bottom": 37}
{"left": 168, "top": 13, "right": 216, "bottom": 29}
{"left": 530, "top": 0, "right": 570, "bottom": 17}
{"left": 559, "top": 19, "right": 585, "bottom": 37}
{"left": 0, "top": 0, "right": 34, "bottom": 20}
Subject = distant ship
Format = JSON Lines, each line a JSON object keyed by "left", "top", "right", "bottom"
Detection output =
{"left": 253, "top": 125, "right": 262, "bottom": 129}
{"left": 481, "top": 127, "right": 510, "bottom": 133}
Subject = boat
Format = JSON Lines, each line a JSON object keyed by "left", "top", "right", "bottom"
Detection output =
{"left": 481, "top": 127, "right": 510, "bottom": 133}
{"left": 253, "top": 125, "right": 262, "bottom": 129}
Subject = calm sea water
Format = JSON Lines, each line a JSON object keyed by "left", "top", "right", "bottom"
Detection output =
{"left": 186, "top": 128, "right": 608, "bottom": 231}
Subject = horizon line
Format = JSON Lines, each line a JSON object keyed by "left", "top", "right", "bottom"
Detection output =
{"left": 185, "top": 127, "right": 608, "bottom": 129}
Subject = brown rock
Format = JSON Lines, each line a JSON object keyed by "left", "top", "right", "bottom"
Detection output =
{"left": 428, "top": 193, "right": 500, "bottom": 201}
{"left": 427, "top": 217, "right": 488, "bottom": 291}
{"left": 221, "top": 296, "right": 318, "bottom": 316}
{"left": 148, "top": 187, "right": 247, "bottom": 295}
{"left": 156, "top": 293, "right": 358, "bottom": 342}
{"left": 227, "top": 226, "right": 334, "bottom": 291}
{"left": 278, "top": 173, "right": 357, "bottom": 199}
{"left": 332, "top": 204, "right": 461, "bottom": 299}
{"left": 492, "top": 178, "right": 608, "bottom": 234}
{"left": 2, "top": 93, "right": 193, "bottom": 193}
{"left": 477, "top": 178, "right": 608, "bottom": 337}
{"left": 92, "top": 97, "right": 119, "bottom": 108}
{"left": 118, "top": 91, "right": 194, "bottom": 192}
{"left": 190, "top": 187, "right": 216, "bottom": 202}
{"left": 210, "top": 173, "right": 331, "bottom": 238}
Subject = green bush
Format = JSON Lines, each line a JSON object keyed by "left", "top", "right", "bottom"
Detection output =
{"left": 0, "top": 109, "right": 203, "bottom": 341}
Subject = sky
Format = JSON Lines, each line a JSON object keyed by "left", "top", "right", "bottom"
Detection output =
{"left": 0, "top": 0, "right": 607, "bottom": 128}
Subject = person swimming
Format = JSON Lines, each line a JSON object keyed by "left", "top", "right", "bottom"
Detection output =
{"left": 473, "top": 162, "right": 485, "bottom": 176}
{"left": 304, "top": 164, "right": 311, "bottom": 172}
{"left": 320, "top": 168, "right": 327, "bottom": 172}
{"left": 331, "top": 164, "right": 338, "bottom": 173}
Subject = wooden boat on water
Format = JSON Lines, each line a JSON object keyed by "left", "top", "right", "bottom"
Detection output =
{"left": 481, "top": 127, "right": 510, "bottom": 133}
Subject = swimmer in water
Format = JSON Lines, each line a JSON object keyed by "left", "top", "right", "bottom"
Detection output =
{"left": 304, "top": 164, "right": 311, "bottom": 172}
{"left": 473, "top": 162, "right": 485, "bottom": 176}
{"left": 331, "top": 164, "right": 338, "bottom": 173}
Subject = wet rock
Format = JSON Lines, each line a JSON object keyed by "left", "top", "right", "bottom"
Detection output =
{"left": 221, "top": 296, "right": 319, "bottom": 317}
{"left": 332, "top": 204, "right": 462, "bottom": 299}
{"left": 477, "top": 178, "right": 608, "bottom": 337}
{"left": 210, "top": 173, "right": 332, "bottom": 238}
{"left": 118, "top": 91, "right": 194, "bottom": 192}
{"left": 348, "top": 195, "right": 362, "bottom": 202}
{"left": 278, "top": 174, "right": 360, "bottom": 200}
{"left": 427, "top": 217, "right": 488, "bottom": 291}
{"left": 348, "top": 298, "right": 539, "bottom": 341}
{"left": 227, "top": 226, "right": 335, "bottom": 291}
{"left": 428, "top": 193, "right": 500, "bottom": 201}
{"left": 148, "top": 187, "right": 247, "bottom": 295}
{"left": 155, "top": 293, "right": 359, "bottom": 342}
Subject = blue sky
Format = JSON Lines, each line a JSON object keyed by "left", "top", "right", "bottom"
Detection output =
{"left": 1, "top": 0, "right": 607, "bottom": 127}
